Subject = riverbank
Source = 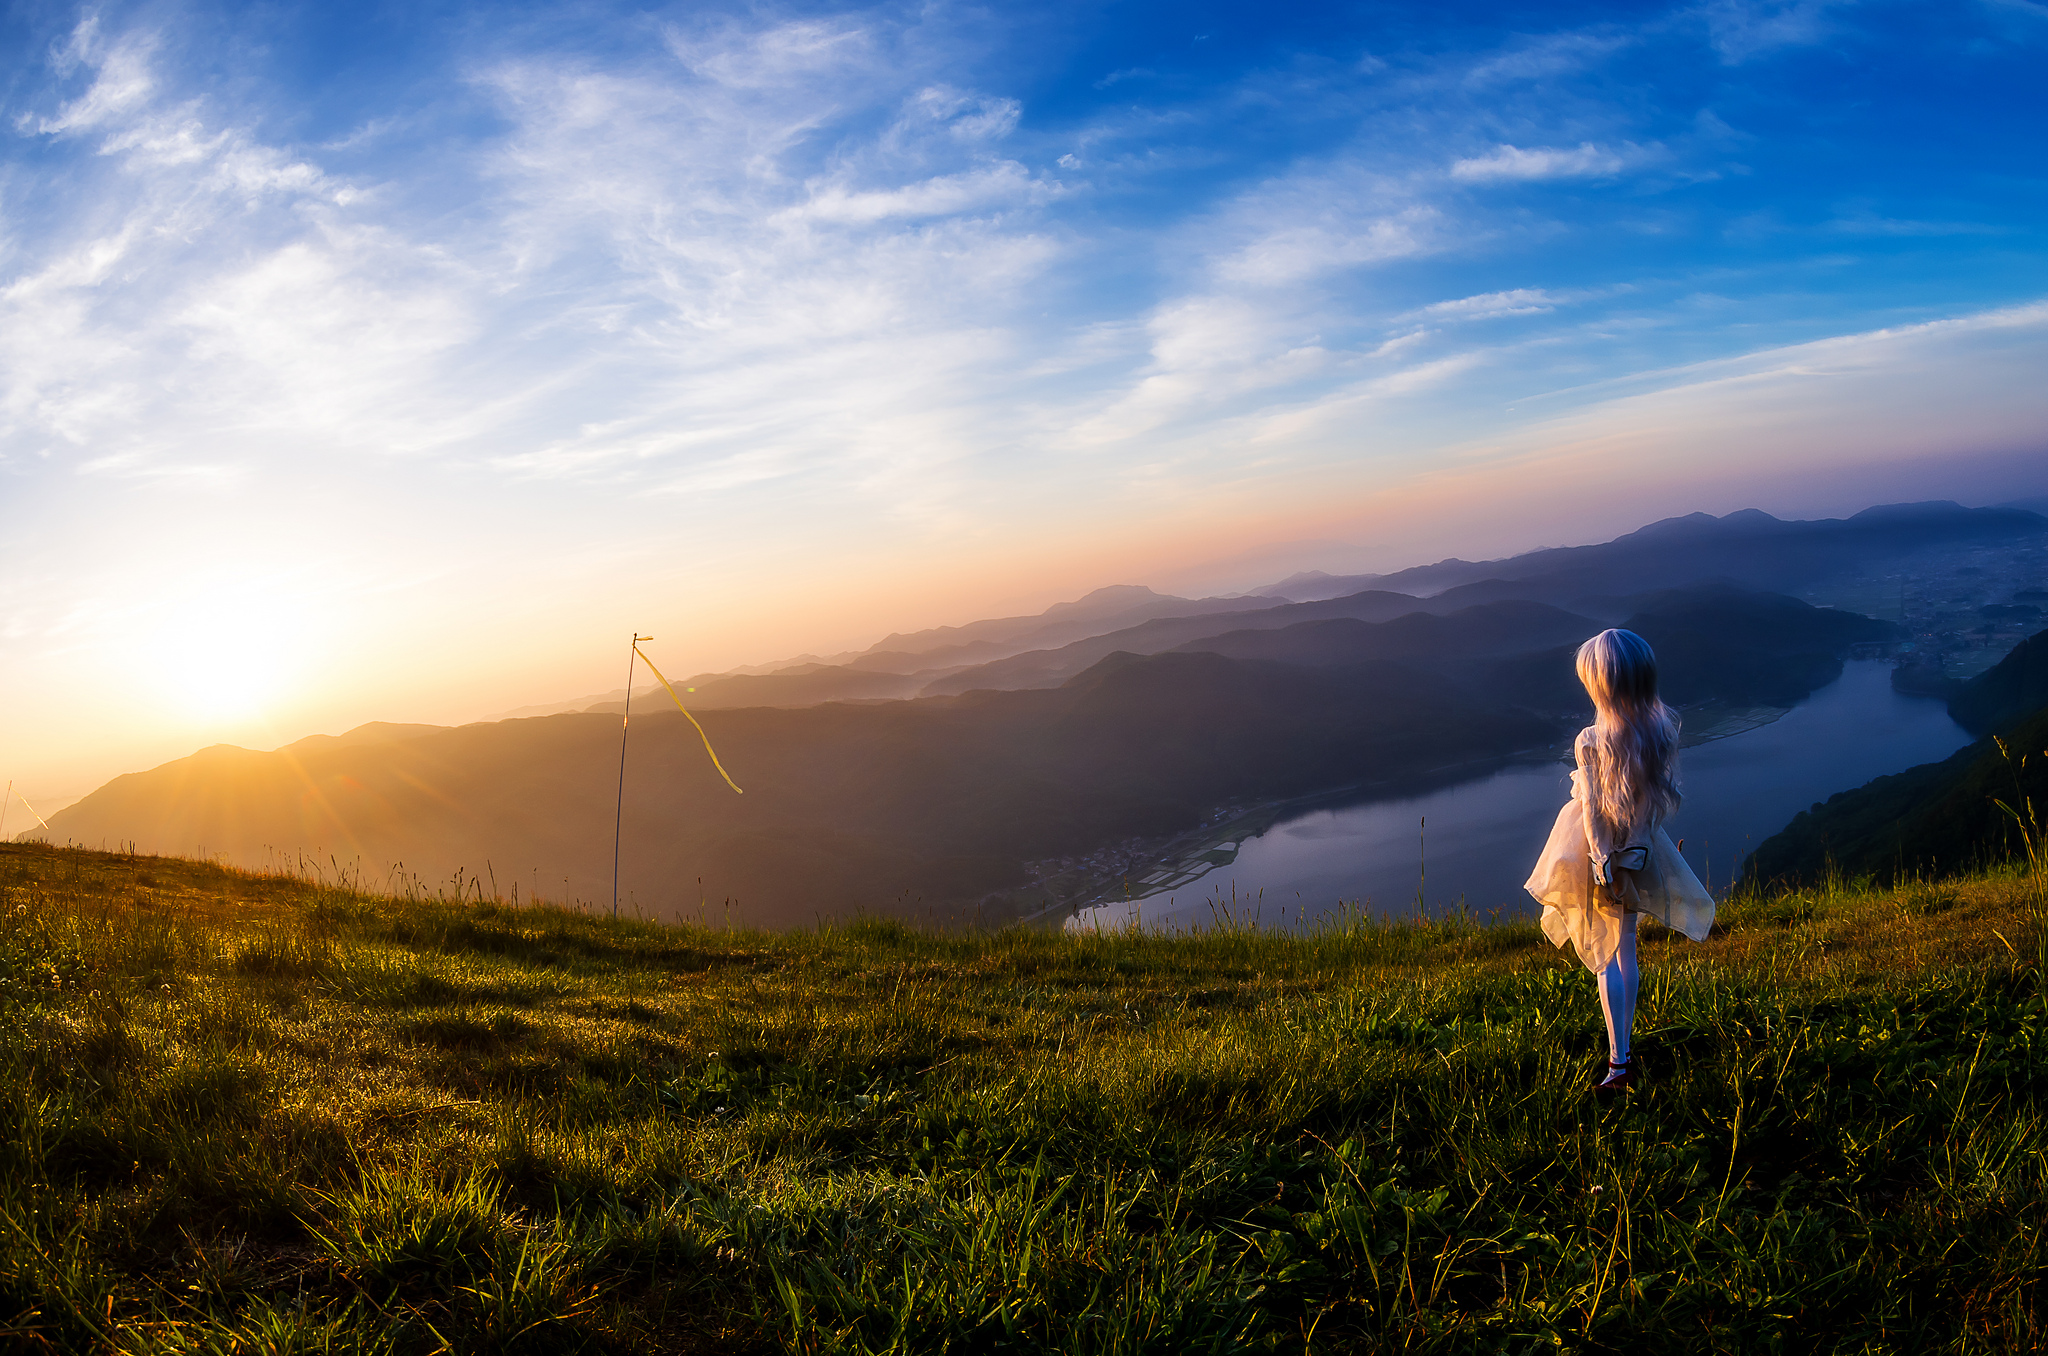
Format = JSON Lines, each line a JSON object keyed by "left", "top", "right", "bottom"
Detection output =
{"left": 3, "top": 839, "right": 2044, "bottom": 1352}
{"left": 1004, "top": 747, "right": 1562, "bottom": 928}
{"left": 1020, "top": 700, "right": 1800, "bottom": 930}
{"left": 1066, "top": 662, "right": 1971, "bottom": 932}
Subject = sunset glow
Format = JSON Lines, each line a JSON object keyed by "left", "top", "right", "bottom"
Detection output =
{"left": 2, "top": 0, "right": 2045, "bottom": 807}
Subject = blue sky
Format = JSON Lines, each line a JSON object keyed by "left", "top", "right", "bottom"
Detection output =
{"left": 2, "top": 0, "right": 2045, "bottom": 803}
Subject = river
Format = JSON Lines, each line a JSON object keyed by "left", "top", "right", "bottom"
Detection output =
{"left": 1069, "top": 660, "right": 1973, "bottom": 933}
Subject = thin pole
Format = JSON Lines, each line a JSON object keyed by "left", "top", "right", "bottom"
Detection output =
{"left": 1416, "top": 815, "right": 1426, "bottom": 917}
{"left": 0, "top": 781, "right": 10, "bottom": 841}
{"left": 611, "top": 632, "right": 645, "bottom": 920}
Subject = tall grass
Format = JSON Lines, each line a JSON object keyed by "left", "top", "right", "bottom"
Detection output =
{"left": 0, "top": 839, "right": 2042, "bottom": 1352}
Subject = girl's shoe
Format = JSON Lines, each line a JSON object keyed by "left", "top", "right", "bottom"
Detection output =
{"left": 1592, "top": 1059, "right": 1634, "bottom": 1095}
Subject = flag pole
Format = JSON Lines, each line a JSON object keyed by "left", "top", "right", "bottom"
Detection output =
{"left": 611, "top": 633, "right": 646, "bottom": 920}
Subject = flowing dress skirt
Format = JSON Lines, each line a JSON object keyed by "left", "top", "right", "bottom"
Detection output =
{"left": 1523, "top": 770, "right": 1717, "bottom": 973}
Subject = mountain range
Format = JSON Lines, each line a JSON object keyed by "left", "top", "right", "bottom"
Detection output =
{"left": 1254, "top": 500, "right": 2046, "bottom": 603}
{"left": 34, "top": 500, "right": 2047, "bottom": 927}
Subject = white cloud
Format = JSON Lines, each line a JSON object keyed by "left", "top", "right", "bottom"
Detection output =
{"left": 464, "top": 33, "right": 1072, "bottom": 507}
{"left": 1094, "top": 67, "right": 1155, "bottom": 89}
{"left": 1064, "top": 293, "right": 1349, "bottom": 446}
{"left": 1697, "top": 0, "right": 1850, "bottom": 63}
{"left": 1404, "top": 288, "right": 1566, "bottom": 321}
{"left": 905, "top": 86, "right": 1022, "bottom": 141}
{"left": 781, "top": 162, "right": 1052, "bottom": 224}
{"left": 29, "top": 18, "right": 154, "bottom": 134}
{"left": 1825, "top": 208, "right": 2003, "bottom": 237}
{"left": 0, "top": 10, "right": 1089, "bottom": 517}
{"left": 0, "top": 24, "right": 471, "bottom": 478}
{"left": 662, "top": 17, "right": 872, "bottom": 89}
{"left": 1214, "top": 209, "right": 1440, "bottom": 286}
{"left": 1461, "top": 32, "right": 1635, "bottom": 85}
{"left": 1450, "top": 142, "right": 1637, "bottom": 182}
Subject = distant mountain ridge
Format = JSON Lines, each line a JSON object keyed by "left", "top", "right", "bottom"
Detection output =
{"left": 1250, "top": 502, "right": 2047, "bottom": 602}
{"left": 486, "top": 585, "right": 1282, "bottom": 722}
{"left": 478, "top": 500, "right": 2040, "bottom": 721}
{"left": 921, "top": 589, "right": 1448, "bottom": 695}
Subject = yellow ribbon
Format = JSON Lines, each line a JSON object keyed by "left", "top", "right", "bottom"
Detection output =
{"left": 634, "top": 644, "right": 745, "bottom": 795}
{"left": 8, "top": 783, "right": 51, "bottom": 833}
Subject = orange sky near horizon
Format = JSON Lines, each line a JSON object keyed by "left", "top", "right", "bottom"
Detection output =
{"left": 9, "top": 298, "right": 2044, "bottom": 823}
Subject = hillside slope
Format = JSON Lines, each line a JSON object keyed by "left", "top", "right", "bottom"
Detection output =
{"left": 40, "top": 587, "right": 1896, "bottom": 928}
{"left": 1950, "top": 627, "right": 2048, "bottom": 735}
{"left": 0, "top": 840, "right": 2041, "bottom": 1353}
{"left": 1744, "top": 630, "right": 2048, "bottom": 886}
{"left": 43, "top": 653, "right": 1554, "bottom": 928}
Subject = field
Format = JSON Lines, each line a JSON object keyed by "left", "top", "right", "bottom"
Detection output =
{"left": 0, "top": 840, "right": 2044, "bottom": 1353}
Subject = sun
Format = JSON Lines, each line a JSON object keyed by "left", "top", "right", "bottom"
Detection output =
{"left": 142, "top": 589, "right": 300, "bottom": 724}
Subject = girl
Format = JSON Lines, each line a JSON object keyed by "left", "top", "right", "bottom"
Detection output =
{"left": 1524, "top": 629, "right": 1715, "bottom": 1094}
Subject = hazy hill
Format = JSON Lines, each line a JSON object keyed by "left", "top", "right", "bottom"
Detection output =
{"left": 484, "top": 585, "right": 1282, "bottom": 720}
{"left": 1742, "top": 628, "right": 2048, "bottom": 887}
{"left": 1252, "top": 501, "right": 2047, "bottom": 602}
{"left": 1948, "top": 628, "right": 2048, "bottom": 736}
{"left": 857, "top": 584, "right": 1276, "bottom": 665}
{"left": 43, "top": 652, "right": 1553, "bottom": 928}
{"left": 1604, "top": 584, "right": 1895, "bottom": 705}
{"left": 1067, "top": 583, "right": 1889, "bottom": 716}
{"left": 278, "top": 722, "right": 451, "bottom": 753}
{"left": 42, "top": 584, "right": 1893, "bottom": 928}
{"left": 582, "top": 664, "right": 932, "bottom": 712}
{"left": 921, "top": 589, "right": 1449, "bottom": 695}
{"left": 1166, "top": 601, "right": 1597, "bottom": 670}
{"left": 927, "top": 505, "right": 1980, "bottom": 698}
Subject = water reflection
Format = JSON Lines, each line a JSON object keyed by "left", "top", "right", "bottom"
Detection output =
{"left": 1071, "top": 661, "right": 1971, "bottom": 933}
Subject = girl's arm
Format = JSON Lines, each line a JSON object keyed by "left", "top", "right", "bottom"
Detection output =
{"left": 1577, "top": 734, "right": 1620, "bottom": 871}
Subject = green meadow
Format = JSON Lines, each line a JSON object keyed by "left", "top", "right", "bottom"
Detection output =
{"left": 0, "top": 839, "right": 2043, "bottom": 1353}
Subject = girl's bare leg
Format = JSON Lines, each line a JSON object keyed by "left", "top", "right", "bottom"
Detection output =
{"left": 1596, "top": 913, "right": 1638, "bottom": 1081}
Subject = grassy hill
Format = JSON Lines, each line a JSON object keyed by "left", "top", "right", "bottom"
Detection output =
{"left": 2, "top": 840, "right": 2044, "bottom": 1352}
{"left": 1741, "top": 704, "right": 2048, "bottom": 890}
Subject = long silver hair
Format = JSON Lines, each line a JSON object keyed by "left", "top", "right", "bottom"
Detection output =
{"left": 1575, "top": 628, "right": 1681, "bottom": 837}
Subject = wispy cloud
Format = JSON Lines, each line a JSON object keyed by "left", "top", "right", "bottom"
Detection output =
{"left": 781, "top": 162, "right": 1055, "bottom": 224}
{"left": 1461, "top": 31, "right": 1636, "bottom": 85}
{"left": 1402, "top": 289, "right": 1570, "bottom": 321}
{"left": 1093, "top": 67, "right": 1155, "bottom": 89}
{"left": 1450, "top": 141, "right": 1642, "bottom": 182}
{"left": 1696, "top": 0, "right": 1852, "bottom": 63}
{"left": 1824, "top": 208, "right": 2004, "bottom": 237}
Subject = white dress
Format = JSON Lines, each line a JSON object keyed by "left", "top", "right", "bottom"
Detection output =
{"left": 1523, "top": 729, "right": 1716, "bottom": 973}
